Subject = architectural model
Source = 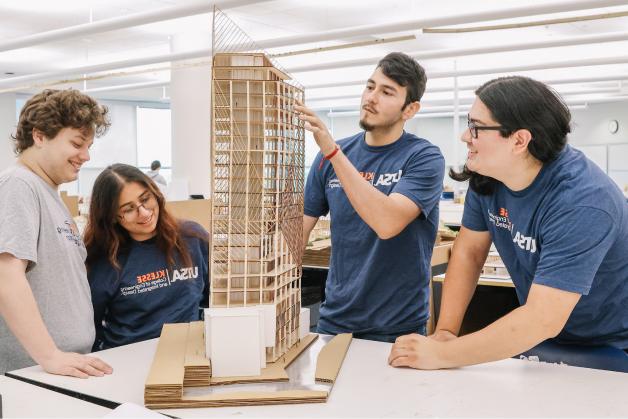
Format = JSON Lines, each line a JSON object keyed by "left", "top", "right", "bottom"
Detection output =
{"left": 209, "top": 52, "right": 306, "bottom": 370}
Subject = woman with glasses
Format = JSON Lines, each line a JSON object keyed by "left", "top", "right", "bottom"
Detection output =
{"left": 83, "top": 164, "right": 209, "bottom": 350}
{"left": 389, "top": 76, "right": 628, "bottom": 371}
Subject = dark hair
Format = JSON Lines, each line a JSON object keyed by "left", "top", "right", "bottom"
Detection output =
{"left": 12, "top": 89, "right": 110, "bottom": 154}
{"left": 377, "top": 52, "right": 427, "bottom": 108}
{"left": 150, "top": 160, "right": 161, "bottom": 171}
{"left": 84, "top": 163, "right": 203, "bottom": 271}
{"left": 450, "top": 76, "right": 571, "bottom": 195}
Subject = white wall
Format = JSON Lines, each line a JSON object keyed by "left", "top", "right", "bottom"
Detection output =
{"left": 0, "top": 93, "right": 16, "bottom": 170}
{"left": 570, "top": 103, "right": 628, "bottom": 190}
{"left": 61, "top": 100, "right": 139, "bottom": 196}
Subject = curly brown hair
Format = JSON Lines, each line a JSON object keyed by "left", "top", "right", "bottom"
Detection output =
{"left": 12, "top": 89, "right": 110, "bottom": 154}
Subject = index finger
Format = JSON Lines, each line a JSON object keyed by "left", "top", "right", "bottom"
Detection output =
{"left": 293, "top": 103, "right": 315, "bottom": 116}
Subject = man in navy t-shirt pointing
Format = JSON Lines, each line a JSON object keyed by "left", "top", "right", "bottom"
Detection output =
{"left": 296, "top": 52, "right": 445, "bottom": 343}
{"left": 389, "top": 76, "right": 628, "bottom": 369}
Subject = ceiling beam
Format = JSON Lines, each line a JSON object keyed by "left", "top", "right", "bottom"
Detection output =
{"left": 256, "top": 0, "right": 628, "bottom": 49}
{"left": 310, "top": 93, "right": 628, "bottom": 112}
{"left": 305, "top": 55, "right": 628, "bottom": 89}
{"left": 0, "top": 48, "right": 211, "bottom": 90}
{"left": 286, "top": 30, "right": 628, "bottom": 73}
{"left": 308, "top": 87, "right": 620, "bottom": 103}
{"left": 82, "top": 80, "right": 168, "bottom": 93}
{"left": 0, "top": 0, "right": 267, "bottom": 53}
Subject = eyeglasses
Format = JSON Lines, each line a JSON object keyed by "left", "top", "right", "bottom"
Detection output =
{"left": 118, "top": 192, "right": 158, "bottom": 222}
{"left": 467, "top": 118, "right": 503, "bottom": 139}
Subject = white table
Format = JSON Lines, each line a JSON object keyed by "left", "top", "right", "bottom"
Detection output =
{"left": 7, "top": 336, "right": 628, "bottom": 417}
{"left": 0, "top": 375, "right": 111, "bottom": 418}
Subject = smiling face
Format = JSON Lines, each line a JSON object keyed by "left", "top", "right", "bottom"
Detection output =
{"left": 359, "top": 67, "right": 411, "bottom": 132}
{"left": 117, "top": 181, "right": 160, "bottom": 241}
{"left": 33, "top": 127, "right": 93, "bottom": 186}
{"left": 461, "top": 98, "right": 514, "bottom": 179}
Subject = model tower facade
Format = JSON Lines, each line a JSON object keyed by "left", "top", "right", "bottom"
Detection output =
{"left": 210, "top": 52, "right": 305, "bottom": 362}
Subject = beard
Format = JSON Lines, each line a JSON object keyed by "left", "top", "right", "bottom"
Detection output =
{"left": 359, "top": 116, "right": 399, "bottom": 132}
{"left": 359, "top": 118, "right": 374, "bottom": 131}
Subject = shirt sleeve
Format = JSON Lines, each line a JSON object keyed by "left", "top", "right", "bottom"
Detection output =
{"left": 461, "top": 188, "right": 488, "bottom": 231}
{"left": 0, "top": 177, "right": 40, "bottom": 269}
{"left": 391, "top": 146, "right": 445, "bottom": 219}
{"left": 533, "top": 206, "right": 617, "bottom": 295}
{"left": 303, "top": 152, "right": 329, "bottom": 218}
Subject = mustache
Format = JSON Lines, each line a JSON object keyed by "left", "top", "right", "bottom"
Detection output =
{"left": 362, "top": 104, "right": 377, "bottom": 114}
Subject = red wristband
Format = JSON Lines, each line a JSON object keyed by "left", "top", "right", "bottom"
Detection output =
{"left": 318, "top": 145, "right": 340, "bottom": 170}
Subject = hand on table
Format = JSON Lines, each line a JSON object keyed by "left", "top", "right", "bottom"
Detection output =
{"left": 388, "top": 333, "right": 450, "bottom": 370}
{"left": 39, "top": 349, "right": 113, "bottom": 379}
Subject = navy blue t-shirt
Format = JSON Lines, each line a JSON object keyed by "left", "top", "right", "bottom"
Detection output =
{"left": 463, "top": 145, "right": 628, "bottom": 349}
{"left": 88, "top": 220, "right": 209, "bottom": 349}
{"left": 305, "top": 131, "right": 445, "bottom": 336}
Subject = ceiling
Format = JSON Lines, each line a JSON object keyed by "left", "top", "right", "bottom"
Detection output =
{"left": 2, "top": 0, "right": 628, "bottom": 111}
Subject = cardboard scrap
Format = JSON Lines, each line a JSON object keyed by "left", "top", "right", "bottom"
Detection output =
{"left": 183, "top": 321, "right": 211, "bottom": 387}
{"left": 144, "top": 323, "right": 188, "bottom": 405}
{"left": 315, "top": 333, "right": 352, "bottom": 384}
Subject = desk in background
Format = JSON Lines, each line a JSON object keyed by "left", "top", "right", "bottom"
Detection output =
{"left": 7, "top": 336, "right": 628, "bottom": 418}
{"left": 432, "top": 273, "right": 519, "bottom": 336}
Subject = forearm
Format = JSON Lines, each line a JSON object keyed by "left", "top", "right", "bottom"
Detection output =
{"left": 0, "top": 275, "right": 58, "bottom": 364}
{"left": 435, "top": 247, "right": 483, "bottom": 336}
{"left": 330, "top": 150, "right": 405, "bottom": 238}
{"left": 440, "top": 304, "right": 556, "bottom": 368}
{"left": 303, "top": 215, "right": 318, "bottom": 251}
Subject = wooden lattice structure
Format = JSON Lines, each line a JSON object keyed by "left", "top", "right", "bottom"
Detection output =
{"left": 210, "top": 52, "right": 305, "bottom": 362}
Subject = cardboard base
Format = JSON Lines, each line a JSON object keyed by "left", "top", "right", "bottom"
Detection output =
{"left": 144, "top": 323, "right": 352, "bottom": 409}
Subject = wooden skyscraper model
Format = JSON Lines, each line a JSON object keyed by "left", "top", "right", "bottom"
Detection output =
{"left": 210, "top": 52, "right": 306, "bottom": 363}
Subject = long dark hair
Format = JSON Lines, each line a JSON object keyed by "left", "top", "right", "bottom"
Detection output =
{"left": 84, "top": 163, "right": 196, "bottom": 271}
{"left": 450, "top": 76, "right": 571, "bottom": 195}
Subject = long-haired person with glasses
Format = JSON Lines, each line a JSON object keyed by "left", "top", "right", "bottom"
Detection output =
{"left": 84, "top": 164, "right": 209, "bottom": 350}
{"left": 389, "top": 76, "right": 628, "bottom": 371}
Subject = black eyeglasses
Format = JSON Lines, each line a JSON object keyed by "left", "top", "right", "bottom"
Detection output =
{"left": 467, "top": 118, "right": 503, "bottom": 139}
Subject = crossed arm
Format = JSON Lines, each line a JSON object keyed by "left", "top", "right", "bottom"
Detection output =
{"left": 388, "top": 227, "right": 581, "bottom": 369}
{"left": 0, "top": 252, "right": 112, "bottom": 378}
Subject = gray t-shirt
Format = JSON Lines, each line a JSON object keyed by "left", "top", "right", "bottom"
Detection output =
{"left": 0, "top": 165, "right": 95, "bottom": 373}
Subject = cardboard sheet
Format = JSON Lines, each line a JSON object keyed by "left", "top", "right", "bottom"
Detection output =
{"left": 315, "top": 333, "right": 352, "bottom": 383}
{"left": 183, "top": 321, "right": 211, "bottom": 387}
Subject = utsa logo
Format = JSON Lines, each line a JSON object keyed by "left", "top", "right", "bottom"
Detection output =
{"left": 171, "top": 267, "right": 199, "bottom": 282}
{"left": 499, "top": 207, "right": 509, "bottom": 217}
{"left": 513, "top": 231, "right": 536, "bottom": 253}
